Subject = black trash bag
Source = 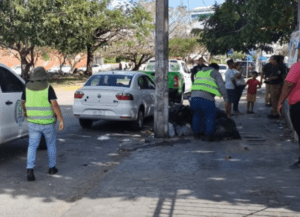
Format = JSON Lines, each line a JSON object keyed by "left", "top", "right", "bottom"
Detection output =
{"left": 169, "top": 105, "right": 193, "bottom": 125}
{"left": 214, "top": 108, "right": 241, "bottom": 140}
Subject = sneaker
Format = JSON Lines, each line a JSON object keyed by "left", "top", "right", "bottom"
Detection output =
{"left": 289, "top": 160, "right": 300, "bottom": 169}
{"left": 249, "top": 111, "right": 254, "bottom": 114}
{"left": 201, "top": 135, "right": 215, "bottom": 142}
{"left": 193, "top": 133, "right": 204, "bottom": 140}
{"left": 246, "top": 111, "right": 251, "bottom": 114}
{"left": 27, "top": 169, "right": 35, "bottom": 181}
{"left": 49, "top": 167, "right": 58, "bottom": 175}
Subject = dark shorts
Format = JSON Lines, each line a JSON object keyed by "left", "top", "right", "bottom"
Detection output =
{"left": 227, "top": 89, "right": 236, "bottom": 104}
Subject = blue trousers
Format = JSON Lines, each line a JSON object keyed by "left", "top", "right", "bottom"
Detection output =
{"left": 190, "top": 97, "right": 217, "bottom": 135}
{"left": 27, "top": 123, "right": 57, "bottom": 169}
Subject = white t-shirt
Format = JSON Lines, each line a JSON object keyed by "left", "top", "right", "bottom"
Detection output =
{"left": 233, "top": 69, "right": 246, "bottom": 86}
{"left": 225, "top": 69, "right": 235, "bottom": 89}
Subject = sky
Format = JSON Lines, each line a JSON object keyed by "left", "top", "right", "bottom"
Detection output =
{"left": 169, "top": 0, "right": 224, "bottom": 10}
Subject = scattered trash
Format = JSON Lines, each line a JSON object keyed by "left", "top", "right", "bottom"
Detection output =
{"left": 97, "top": 135, "right": 110, "bottom": 140}
{"left": 169, "top": 105, "right": 241, "bottom": 140}
{"left": 174, "top": 124, "right": 193, "bottom": 136}
{"left": 244, "top": 147, "right": 249, "bottom": 151}
{"left": 168, "top": 123, "right": 176, "bottom": 138}
{"left": 225, "top": 156, "right": 232, "bottom": 159}
{"left": 122, "top": 139, "right": 130, "bottom": 142}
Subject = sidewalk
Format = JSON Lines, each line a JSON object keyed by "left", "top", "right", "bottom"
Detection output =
{"left": 62, "top": 87, "right": 300, "bottom": 217}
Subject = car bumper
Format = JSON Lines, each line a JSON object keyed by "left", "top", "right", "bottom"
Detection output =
{"left": 73, "top": 103, "right": 139, "bottom": 121}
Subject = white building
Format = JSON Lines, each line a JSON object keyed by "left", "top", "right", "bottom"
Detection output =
{"left": 189, "top": 6, "right": 215, "bottom": 29}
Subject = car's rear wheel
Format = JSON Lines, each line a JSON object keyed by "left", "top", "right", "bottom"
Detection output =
{"left": 132, "top": 109, "right": 144, "bottom": 130}
{"left": 79, "top": 119, "right": 93, "bottom": 128}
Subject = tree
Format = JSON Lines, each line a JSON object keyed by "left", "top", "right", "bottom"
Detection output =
{"left": 194, "top": 0, "right": 297, "bottom": 55}
{"left": 169, "top": 37, "right": 207, "bottom": 61}
{"left": 0, "top": 0, "right": 60, "bottom": 79}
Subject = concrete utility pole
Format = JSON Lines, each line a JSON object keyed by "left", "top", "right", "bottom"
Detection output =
{"left": 154, "top": 0, "right": 169, "bottom": 138}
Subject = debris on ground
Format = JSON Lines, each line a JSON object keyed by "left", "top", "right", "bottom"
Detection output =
{"left": 169, "top": 105, "right": 241, "bottom": 140}
{"left": 225, "top": 155, "right": 232, "bottom": 159}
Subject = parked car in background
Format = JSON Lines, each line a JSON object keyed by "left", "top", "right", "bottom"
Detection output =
{"left": 0, "top": 63, "right": 29, "bottom": 145}
{"left": 11, "top": 65, "right": 34, "bottom": 76}
{"left": 141, "top": 59, "right": 191, "bottom": 103}
{"left": 78, "top": 64, "right": 112, "bottom": 74}
{"left": 235, "top": 61, "right": 255, "bottom": 77}
{"left": 218, "top": 64, "right": 228, "bottom": 81}
{"left": 47, "top": 65, "right": 72, "bottom": 75}
{"left": 73, "top": 71, "right": 155, "bottom": 130}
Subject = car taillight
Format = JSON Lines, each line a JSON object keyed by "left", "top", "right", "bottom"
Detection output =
{"left": 116, "top": 93, "right": 134, "bottom": 100}
{"left": 174, "top": 76, "right": 179, "bottom": 87}
{"left": 74, "top": 91, "right": 84, "bottom": 99}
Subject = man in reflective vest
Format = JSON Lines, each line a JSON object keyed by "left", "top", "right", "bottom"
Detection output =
{"left": 191, "top": 63, "right": 229, "bottom": 141}
{"left": 21, "top": 67, "right": 64, "bottom": 181}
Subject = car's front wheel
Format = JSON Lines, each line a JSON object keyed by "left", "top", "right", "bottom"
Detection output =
{"left": 79, "top": 119, "right": 93, "bottom": 128}
{"left": 132, "top": 109, "right": 144, "bottom": 130}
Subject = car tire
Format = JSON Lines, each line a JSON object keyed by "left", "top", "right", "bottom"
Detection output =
{"left": 132, "top": 109, "right": 144, "bottom": 130}
{"left": 38, "top": 135, "right": 47, "bottom": 150}
{"left": 79, "top": 119, "right": 93, "bottom": 128}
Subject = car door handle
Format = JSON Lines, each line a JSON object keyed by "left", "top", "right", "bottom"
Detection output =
{"left": 5, "top": 101, "right": 13, "bottom": 105}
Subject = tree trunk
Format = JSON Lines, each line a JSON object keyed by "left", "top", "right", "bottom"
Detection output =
{"left": 86, "top": 45, "right": 94, "bottom": 76}
{"left": 20, "top": 52, "right": 31, "bottom": 81}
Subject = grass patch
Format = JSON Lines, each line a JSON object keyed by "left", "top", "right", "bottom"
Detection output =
{"left": 49, "top": 75, "right": 89, "bottom": 87}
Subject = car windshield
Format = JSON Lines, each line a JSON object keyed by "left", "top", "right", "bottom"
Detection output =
{"left": 85, "top": 74, "right": 133, "bottom": 87}
{"left": 219, "top": 66, "right": 227, "bottom": 70}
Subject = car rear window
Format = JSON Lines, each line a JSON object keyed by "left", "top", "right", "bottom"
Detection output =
{"left": 85, "top": 75, "right": 133, "bottom": 87}
{"left": 219, "top": 66, "right": 227, "bottom": 70}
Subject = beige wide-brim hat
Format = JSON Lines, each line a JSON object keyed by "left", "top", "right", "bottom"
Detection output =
{"left": 26, "top": 67, "right": 49, "bottom": 91}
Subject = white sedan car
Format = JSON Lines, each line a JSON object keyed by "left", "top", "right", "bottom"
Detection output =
{"left": 73, "top": 71, "right": 155, "bottom": 130}
{"left": 48, "top": 65, "right": 72, "bottom": 75}
{"left": 0, "top": 63, "right": 28, "bottom": 145}
{"left": 218, "top": 64, "right": 228, "bottom": 81}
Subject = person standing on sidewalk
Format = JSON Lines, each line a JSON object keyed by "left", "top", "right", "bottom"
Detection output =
{"left": 278, "top": 46, "right": 300, "bottom": 168}
{"left": 190, "top": 63, "right": 229, "bottom": 141}
{"left": 225, "top": 59, "right": 236, "bottom": 116}
{"left": 233, "top": 62, "right": 246, "bottom": 115}
{"left": 260, "top": 58, "right": 274, "bottom": 107}
{"left": 191, "top": 57, "right": 207, "bottom": 83}
{"left": 267, "top": 55, "right": 287, "bottom": 119}
{"left": 245, "top": 72, "right": 261, "bottom": 114}
{"left": 21, "top": 67, "right": 64, "bottom": 181}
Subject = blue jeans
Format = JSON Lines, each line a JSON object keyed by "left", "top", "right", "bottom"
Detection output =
{"left": 190, "top": 97, "right": 217, "bottom": 135}
{"left": 27, "top": 123, "right": 57, "bottom": 169}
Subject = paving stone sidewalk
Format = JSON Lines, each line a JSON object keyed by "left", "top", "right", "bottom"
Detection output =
{"left": 62, "top": 88, "right": 300, "bottom": 217}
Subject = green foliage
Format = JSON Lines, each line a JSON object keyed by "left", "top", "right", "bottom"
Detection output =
{"left": 169, "top": 37, "right": 198, "bottom": 58}
{"left": 42, "top": 52, "right": 50, "bottom": 61}
{"left": 104, "top": 57, "right": 117, "bottom": 64}
{"left": 195, "top": 0, "right": 297, "bottom": 55}
{"left": 230, "top": 52, "right": 246, "bottom": 60}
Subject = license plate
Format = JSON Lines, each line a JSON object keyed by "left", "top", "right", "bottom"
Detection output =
{"left": 92, "top": 110, "right": 104, "bottom": 116}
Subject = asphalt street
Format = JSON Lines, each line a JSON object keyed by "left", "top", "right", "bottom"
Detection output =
{"left": 0, "top": 90, "right": 155, "bottom": 217}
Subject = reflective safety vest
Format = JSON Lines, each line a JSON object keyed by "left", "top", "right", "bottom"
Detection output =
{"left": 191, "top": 69, "right": 222, "bottom": 97}
{"left": 25, "top": 87, "right": 56, "bottom": 125}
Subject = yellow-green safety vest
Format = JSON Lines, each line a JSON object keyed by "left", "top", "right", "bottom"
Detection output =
{"left": 25, "top": 86, "right": 56, "bottom": 125}
{"left": 191, "top": 69, "right": 222, "bottom": 97}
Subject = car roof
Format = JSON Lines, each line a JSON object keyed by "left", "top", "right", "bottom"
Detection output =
{"left": 95, "top": 71, "right": 144, "bottom": 76}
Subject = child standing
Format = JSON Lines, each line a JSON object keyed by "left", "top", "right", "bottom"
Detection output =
{"left": 246, "top": 71, "right": 261, "bottom": 114}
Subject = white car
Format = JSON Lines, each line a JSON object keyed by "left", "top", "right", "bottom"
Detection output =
{"left": 79, "top": 64, "right": 112, "bottom": 74}
{"left": 48, "top": 65, "right": 72, "bottom": 75}
{"left": 219, "top": 64, "right": 228, "bottom": 81}
{"left": 11, "top": 65, "right": 34, "bottom": 76}
{"left": 0, "top": 63, "right": 29, "bottom": 145}
{"left": 73, "top": 71, "right": 155, "bottom": 130}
